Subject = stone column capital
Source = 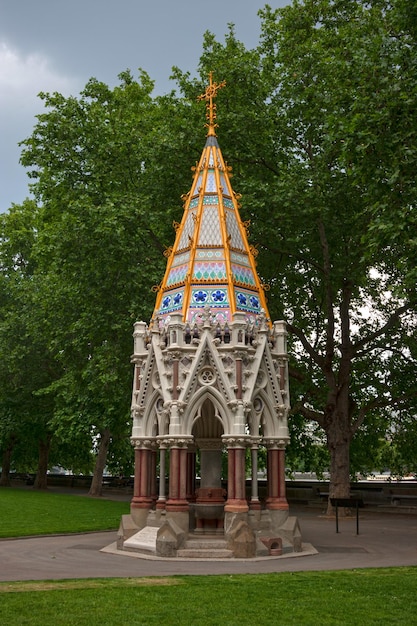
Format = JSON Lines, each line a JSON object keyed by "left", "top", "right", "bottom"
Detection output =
{"left": 263, "top": 438, "right": 288, "bottom": 450}
{"left": 130, "top": 437, "right": 157, "bottom": 450}
{"left": 222, "top": 435, "right": 252, "bottom": 449}
{"left": 160, "top": 436, "right": 194, "bottom": 449}
{"left": 248, "top": 436, "right": 262, "bottom": 449}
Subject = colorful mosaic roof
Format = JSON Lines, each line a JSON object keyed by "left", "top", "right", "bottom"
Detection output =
{"left": 152, "top": 74, "right": 270, "bottom": 325}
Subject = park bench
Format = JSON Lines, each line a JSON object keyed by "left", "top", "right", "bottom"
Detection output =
{"left": 389, "top": 491, "right": 417, "bottom": 506}
{"left": 316, "top": 488, "right": 329, "bottom": 501}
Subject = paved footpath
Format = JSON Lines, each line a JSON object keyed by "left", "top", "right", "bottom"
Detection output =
{"left": 1, "top": 504, "right": 416, "bottom": 581}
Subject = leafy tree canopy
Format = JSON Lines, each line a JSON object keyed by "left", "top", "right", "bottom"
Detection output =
{"left": 1, "top": 1, "right": 416, "bottom": 498}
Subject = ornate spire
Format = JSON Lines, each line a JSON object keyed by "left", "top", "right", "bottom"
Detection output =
{"left": 152, "top": 74, "right": 270, "bottom": 327}
{"left": 197, "top": 71, "right": 226, "bottom": 137}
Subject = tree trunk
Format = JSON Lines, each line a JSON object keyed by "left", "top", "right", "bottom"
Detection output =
{"left": 33, "top": 436, "right": 52, "bottom": 490}
{"left": 325, "top": 410, "right": 352, "bottom": 516}
{"left": 88, "top": 428, "right": 111, "bottom": 497}
{"left": 323, "top": 276, "right": 355, "bottom": 515}
{"left": 0, "top": 439, "right": 15, "bottom": 487}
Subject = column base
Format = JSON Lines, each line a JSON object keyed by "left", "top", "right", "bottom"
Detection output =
{"left": 224, "top": 499, "right": 249, "bottom": 513}
{"left": 165, "top": 510, "right": 190, "bottom": 534}
{"left": 131, "top": 496, "right": 153, "bottom": 509}
{"left": 165, "top": 499, "right": 189, "bottom": 513}
{"left": 130, "top": 504, "right": 151, "bottom": 529}
{"left": 265, "top": 497, "right": 289, "bottom": 511}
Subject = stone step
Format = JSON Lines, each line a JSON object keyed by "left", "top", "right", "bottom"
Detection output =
{"left": 178, "top": 534, "right": 233, "bottom": 558}
{"left": 183, "top": 538, "right": 228, "bottom": 550}
{"left": 176, "top": 547, "right": 234, "bottom": 559}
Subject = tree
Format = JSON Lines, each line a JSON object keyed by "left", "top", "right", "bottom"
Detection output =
{"left": 18, "top": 71, "right": 198, "bottom": 494}
{"left": 4, "top": 2, "right": 416, "bottom": 504}
{"left": 0, "top": 201, "right": 64, "bottom": 489}
{"left": 173, "top": 1, "right": 417, "bottom": 507}
{"left": 257, "top": 0, "right": 416, "bottom": 505}
{"left": 335, "top": 0, "right": 417, "bottom": 288}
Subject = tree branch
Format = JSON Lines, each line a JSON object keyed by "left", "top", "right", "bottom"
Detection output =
{"left": 291, "top": 400, "right": 325, "bottom": 428}
{"left": 352, "top": 302, "right": 412, "bottom": 355}
{"left": 286, "top": 321, "right": 323, "bottom": 368}
{"left": 351, "top": 391, "right": 416, "bottom": 436}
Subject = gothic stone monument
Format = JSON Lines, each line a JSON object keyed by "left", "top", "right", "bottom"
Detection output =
{"left": 118, "top": 74, "right": 302, "bottom": 558}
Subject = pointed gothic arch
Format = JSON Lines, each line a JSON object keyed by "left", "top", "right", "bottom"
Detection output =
{"left": 191, "top": 397, "right": 225, "bottom": 441}
{"left": 249, "top": 389, "right": 281, "bottom": 438}
{"left": 141, "top": 389, "right": 163, "bottom": 437}
{"left": 184, "top": 386, "right": 230, "bottom": 436}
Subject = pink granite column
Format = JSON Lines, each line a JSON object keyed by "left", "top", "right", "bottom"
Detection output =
{"left": 265, "top": 443, "right": 288, "bottom": 511}
{"left": 150, "top": 449, "right": 157, "bottom": 506}
{"left": 131, "top": 445, "right": 153, "bottom": 511}
{"left": 166, "top": 443, "right": 189, "bottom": 512}
{"left": 224, "top": 440, "right": 248, "bottom": 513}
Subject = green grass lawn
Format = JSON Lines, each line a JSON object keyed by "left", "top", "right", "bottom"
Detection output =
{"left": 1, "top": 488, "right": 416, "bottom": 625}
{"left": 0, "top": 488, "right": 129, "bottom": 537}
{"left": 0, "top": 569, "right": 417, "bottom": 625}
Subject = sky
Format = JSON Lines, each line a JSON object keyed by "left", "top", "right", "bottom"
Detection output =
{"left": 0, "top": 0, "right": 289, "bottom": 213}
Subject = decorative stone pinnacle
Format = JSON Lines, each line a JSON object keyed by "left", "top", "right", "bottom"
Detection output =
{"left": 197, "top": 71, "right": 226, "bottom": 136}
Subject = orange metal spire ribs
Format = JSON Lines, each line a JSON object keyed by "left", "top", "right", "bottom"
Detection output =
{"left": 151, "top": 73, "right": 271, "bottom": 328}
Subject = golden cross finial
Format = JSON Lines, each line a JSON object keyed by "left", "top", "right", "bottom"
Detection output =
{"left": 197, "top": 72, "right": 226, "bottom": 136}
